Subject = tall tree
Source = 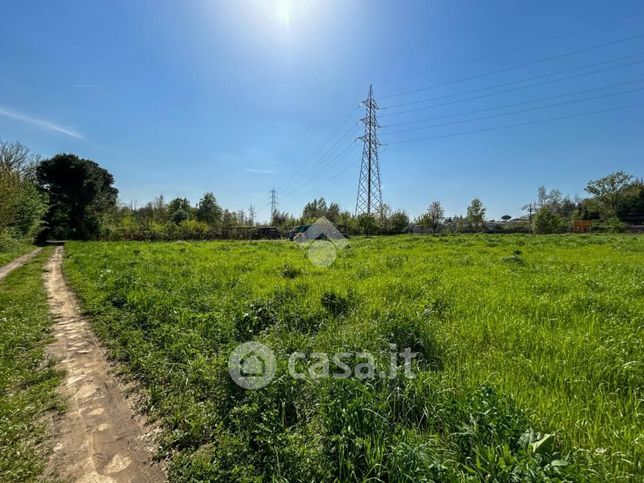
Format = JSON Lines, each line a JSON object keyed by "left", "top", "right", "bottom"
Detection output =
{"left": 466, "top": 198, "right": 486, "bottom": 231}
{"left": 196, "top": 192, "right": 223, "bottom": 225}
{"left": 0, "top": 141, "right": 47, "bottom": 240}
{"left": 389, "top": 210, "right": 410, "bottom": 233}
{"left": 36, "top": 153, "right": 118, "bottom": 240}
{"left": 417, "top": 201, "right": 444, "bottom": 233}
{"left": 585, "top": 171, "right": 634, "bottom": 219}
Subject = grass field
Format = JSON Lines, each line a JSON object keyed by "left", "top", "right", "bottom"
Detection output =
{"left": 63, "top": 235, "right": 643, "bottom": 481}
{"left": 0, "top": 247, "right": 62, "bottom": 482}
{"left": 0, "top": 241, "right": 36, "bottom": 267}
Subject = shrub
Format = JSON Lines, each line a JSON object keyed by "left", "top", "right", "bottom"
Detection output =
{"left": 532, "top": 207, "right": 563, "bottom": 234}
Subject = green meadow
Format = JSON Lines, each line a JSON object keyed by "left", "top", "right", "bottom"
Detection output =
{"left": 0, "top": 240, "right": 35, "bottom": 266}
{"left": 63, "top": 235, "right": 643, "bottom": 481}
{"left": 0, "top": 248, "right": 62, "bottom": 482}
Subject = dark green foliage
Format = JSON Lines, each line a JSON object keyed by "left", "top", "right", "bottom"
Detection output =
{"left": 320, "top": 290, "right": 352, "bottom": 317}
{"left": 196, "top": 192, "right": 223, "bottom": 225}
{"left": 171, "top": 208, "right": 189, "bottom": 224}
{"left": 36, "top": 153, "right": 118, "bottom": 239}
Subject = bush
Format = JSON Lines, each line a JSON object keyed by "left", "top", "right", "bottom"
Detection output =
{"left": 0, "top": 229, "right": 21, "bottom": 253}
{"left": 532, "top": 207, "right": 563, "bottom": 234}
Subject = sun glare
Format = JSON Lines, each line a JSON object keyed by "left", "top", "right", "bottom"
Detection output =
{"left": 276, "top": 0, "right": 292, "bottom": 26}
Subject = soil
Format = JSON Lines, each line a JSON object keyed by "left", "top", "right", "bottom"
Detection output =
{"left": 44, "top": 247, "right": 165, "bottom": 482}
{"left": 0, "top": 247, "right": 42, "bottom": 281}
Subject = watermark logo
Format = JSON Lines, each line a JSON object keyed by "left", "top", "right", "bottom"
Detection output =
{"left": 294, "top": 217, "right": 348, "bottom": 268}
{"left": 228, "top": 343, "right": 418, "bottom": 390}
{"left": 228, "top": 341, "right": 277, "bottom": 390}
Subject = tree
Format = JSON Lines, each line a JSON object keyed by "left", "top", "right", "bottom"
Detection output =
{"left": 533, "top": 206, "right": 562, "bottom": 234}
{"left": 375, "top": 203, "right": 392, "bottom": 233}
{"left": 417, "top": 201, "right": 444, "bottom": 233}
{"left": 466, "top": 198, "right": 486, "bottom": 231}
{"left": 326, "top": 202, "right": 341, "bottom": 223}
{"left": 0, "top": 141, "right": 47, "bottom": 240}
{"left": 0, "top": 140, "right": 40, "bottom": 173}
{"left": 501, "top": 215, "right": 512, "bottom": 222}
{"left": 171, "top": 208, "right": 189, "bottom": 224}
{"left": 356, "top": 213, "right": 377, "bottom": 235}
{"left": 302, "top": 198, "right": 328, "bottom": 221}
{"left": 168, "top": 197, "right": 191, "bottom": 214}
{"left": 616, "top": 180, "right": 644, "bottom": 224}
{"left": 36, "top": 153, "right": 118, "bottom": 240}
{"left": 271, "top": 210, "right": 295, "bottom": 229}
{"left": 337, "top": 210, "right": 356, "bottom": 233}
{"left": 12, "top": 181, "right": 48, "bottom": 238}
{"left": 389, "top": 210, "right": 410, "bottom": 233}
{"left": 585, "top": 171, "right": 634, "bottom": 219}
{"left": 196, "top": 192, "right": 223, "bottom": 225}
{"left": 167, "top": 197, "right": 192, "bottom": 225}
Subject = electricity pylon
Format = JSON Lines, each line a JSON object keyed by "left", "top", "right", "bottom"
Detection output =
{"left": 355, "top": 85, "right": 383, "bottom": 216}
{"left": 269, "top": 188, "right": 278, "bottom": 217}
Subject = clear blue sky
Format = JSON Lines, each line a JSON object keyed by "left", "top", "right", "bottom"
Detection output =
{"left": 2, "top": 0, "right": 643, "bottom": 221}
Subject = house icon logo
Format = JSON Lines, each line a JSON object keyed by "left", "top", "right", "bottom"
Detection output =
{"left": 228, "top": 342, "right": 276, "bottom": 390}
{"left": 294, "top": 217, "right": 348, "bottom": 268}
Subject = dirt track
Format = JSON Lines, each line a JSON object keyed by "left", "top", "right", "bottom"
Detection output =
{"left": 44, "top": 246, "right": 164, "bottom": 482}
{"left": 0, "top": 247, "right": 42, "bottom": 281}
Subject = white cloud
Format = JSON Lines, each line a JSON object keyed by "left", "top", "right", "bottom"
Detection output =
{"left": 0, "top": 106, "right": 83, "bottom": 139}
{"left": 245, "top": 167, "right": 277, "bottom": 174}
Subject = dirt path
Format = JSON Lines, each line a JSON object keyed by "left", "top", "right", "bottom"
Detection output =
{"left": 0, "top": 247, "right": 42, "bottom": 281}
{"left": 44, "top": 247, "right": 165, "bottom": 483}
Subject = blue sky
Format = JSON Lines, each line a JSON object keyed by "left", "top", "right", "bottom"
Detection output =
{"left": 2, "top": 0, "right": 643, "bottom": 221}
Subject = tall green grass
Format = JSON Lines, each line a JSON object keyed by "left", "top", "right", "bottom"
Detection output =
{"left": 64, "top": 235, "right": 643, "bottom": 481}
{"left": 0, "top": 238, "right": 35, "bottom": 266}
{"left": 0, "top": 247, "right": 62, "bottom": 482}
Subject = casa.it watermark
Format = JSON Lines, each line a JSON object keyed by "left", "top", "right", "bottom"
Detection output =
{"left": 228, "top": 341, "right": 418, "bottom": 390}
{"left": 293, "top": 216, "right": 348, "bottom": 268}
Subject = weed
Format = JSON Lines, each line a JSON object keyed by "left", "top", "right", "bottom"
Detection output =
{"left": 62, "top": 235, "right": 643, "bottom": 481}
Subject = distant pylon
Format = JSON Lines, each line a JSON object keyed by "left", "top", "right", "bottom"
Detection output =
{"left": 269, "top": 188, "right": 278, "bottom": 217}
{"left": 355, "top": 85, "right": 383, "bottom": 216}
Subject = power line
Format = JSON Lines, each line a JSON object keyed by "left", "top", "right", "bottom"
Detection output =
{"left": 286, "top": 144, "right": 361, "bottom": 205}
{"left": 386, "top": 101, "right": 644, "bottom": 145}
{"left": 380, "top": 78, "right": 644, "bottom": 128}
{"left": 280, "top": 124, "right": 360, "bottom": 200}
{"left": 379, "top": 86, "right": 644, "bottom": 136}
{"left": 379, "top": 55, "right": 644, "bottom": 117}
{"left": 374, "top": 11, "right": 644, "bottom": 86}
{"left": 281, "top": 141, "right": 360, "bottom": 201}
{"left": 279, "top": 120, "right": 360, "bottom": 196}
{"left": 379, "top": 32, "right": 644, "bottom": 100}
{"left": 381, "top": 52, "right": 644, "bottom": 111}
{"left": 278, "top": 106, "right": 359, "bottom": 195}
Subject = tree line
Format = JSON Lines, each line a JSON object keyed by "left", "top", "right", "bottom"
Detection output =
{"left": 0, "top": 140, "right": 642, "bottom": 246}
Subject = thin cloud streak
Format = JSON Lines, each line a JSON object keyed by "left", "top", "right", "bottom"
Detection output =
{"left": 245, "top": 167, "right": 277, "bottom": 174}
{"left": 0, "top": 106, "right": 84, "bottom": 139}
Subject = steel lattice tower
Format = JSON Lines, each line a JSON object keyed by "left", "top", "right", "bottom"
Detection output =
{"left": 355, "top": 85, "right": 383, "bottom": 216}
{"left": 269, "top": 188, "right": 278, "bottom": 217}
